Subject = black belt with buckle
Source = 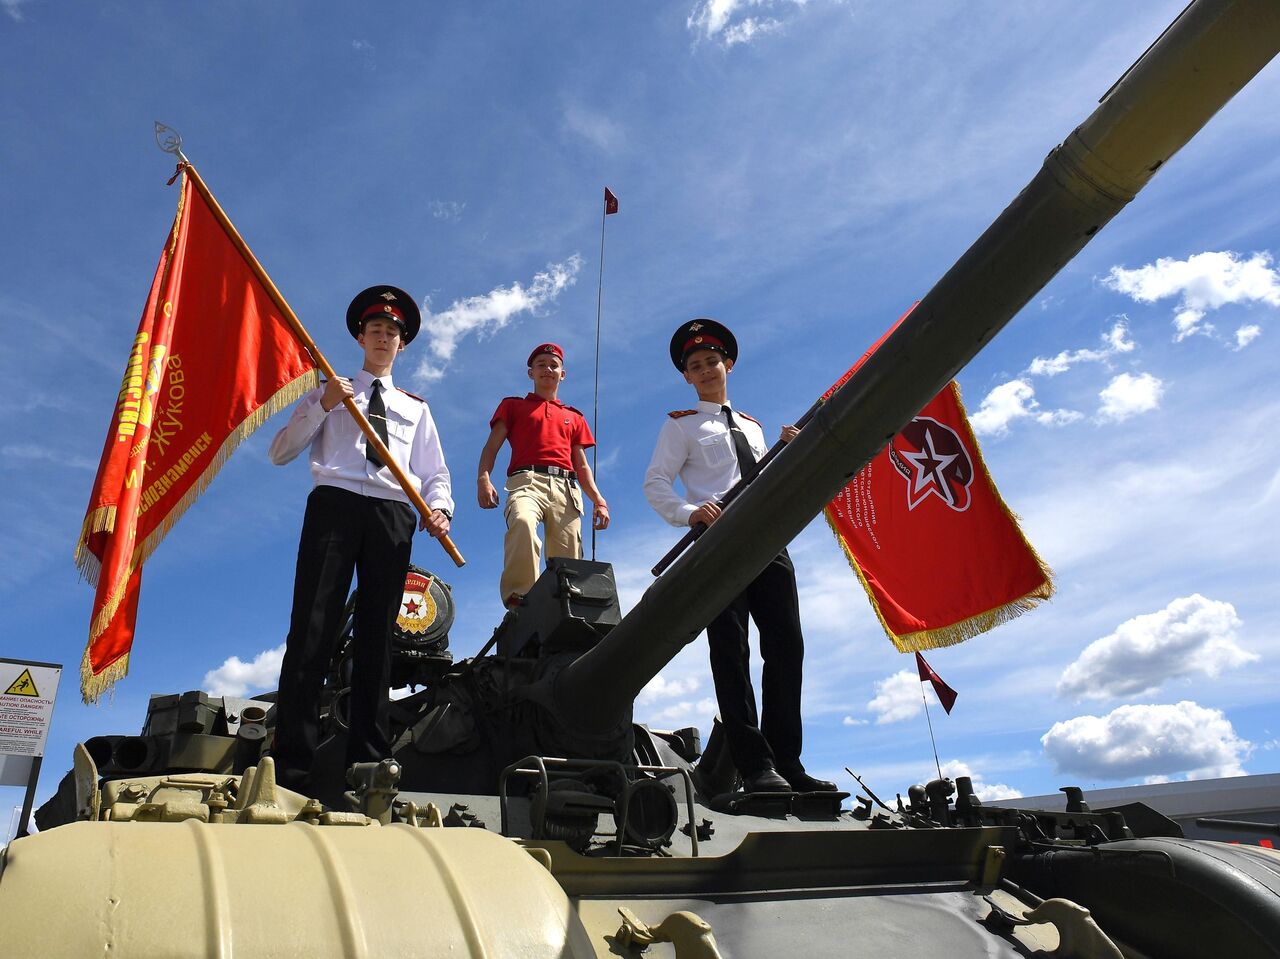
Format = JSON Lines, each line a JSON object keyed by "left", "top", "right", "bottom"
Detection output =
{"left": 512, "top": 464, "right": 578, "bottom": 484}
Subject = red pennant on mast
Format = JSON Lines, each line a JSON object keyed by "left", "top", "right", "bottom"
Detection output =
{"left": 823, "top": 305, "right": 1053, "bottom": 653}
{"left": 915, "top": 651, "right": 958, "bottom": 714}
{"left": 604, "top": 187, "right": 619, "bottom": 215}
{"left": 75, "top": 171, "right": 318, "bottom": 702}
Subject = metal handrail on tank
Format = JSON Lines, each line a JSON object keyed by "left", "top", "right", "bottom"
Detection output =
{"left": 551, "top": 0, "right": 1280, "bottom": 734}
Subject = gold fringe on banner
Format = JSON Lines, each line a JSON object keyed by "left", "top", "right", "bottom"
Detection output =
{"left": 823, "top": 508, "right": 1053, "bottom": 653}
{"left": 81, "top": 369, "right": 319, "bottom": 703}
{"left": 80, "top": 650, "right": 128, "bottom": 706}
{"left": 74, "top": 505, "right": 117, "bottom": 584}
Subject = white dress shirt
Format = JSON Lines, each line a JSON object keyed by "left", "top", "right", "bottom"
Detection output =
{"left": 269, "top": 369, "right": 454, "bottom": 514}
{"left": 644, "top": 399, "right": 768, "bottom": 528}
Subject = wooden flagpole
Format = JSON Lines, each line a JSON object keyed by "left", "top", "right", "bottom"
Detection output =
{"left": 177, "top": 161, "right": 464, "bottom": 567}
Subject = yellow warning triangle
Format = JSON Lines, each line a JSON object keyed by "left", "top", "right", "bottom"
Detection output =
{"left": 4, "top": 668, "right": 39, "bottom": 697}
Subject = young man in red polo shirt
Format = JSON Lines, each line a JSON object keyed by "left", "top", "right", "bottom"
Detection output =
{"left": 477, "top": 343, "right": 610, "bottom": 606}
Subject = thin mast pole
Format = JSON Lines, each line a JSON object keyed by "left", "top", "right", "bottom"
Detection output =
{"left": 178, "top": 162, "right": 464, "bottom": 567}
{"left": 591, "top": 194, "right": 608, "bottom": 560}
{"left": 920, "top": 682, "right": 944, "bottom": 782}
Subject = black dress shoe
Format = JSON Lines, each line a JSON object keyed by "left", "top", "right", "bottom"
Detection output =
{"left": 742, "top": 766, "right": 792, "bottom": 793}
{"left": 782, "top": 771, "right": 838, "bottom": 792}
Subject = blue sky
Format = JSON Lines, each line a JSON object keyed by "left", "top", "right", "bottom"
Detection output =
{"left": 3, "top": 0, "right": 1279, "bottom": 823}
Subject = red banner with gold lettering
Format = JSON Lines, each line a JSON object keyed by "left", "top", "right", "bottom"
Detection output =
{"left": 824, "top": 307, "right": 1052, "bottom": 652}
{"left": 75, "top": 172, "right": 318, "bottom": 701}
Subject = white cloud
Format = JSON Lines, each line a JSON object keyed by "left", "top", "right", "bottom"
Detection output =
{"left": 2, "top": 0, "right": 32, "bottom": 22}
{"left": 842, "top": 715, "right": 869, "bottom": 727}
{"left": 428, "top": 200, "right": 466, "bottom": 221}
{"left": 1235, "top": 324, "right": 1262, "bottom": 350}
{"left": 640, "top": 697, "right": 718, "bottom": 728}
{"left": 638, "top": 673, "right": 701, "bottom": 704}
{"left": 969, "top": 378, "right": 1082, "bottom": 437}
{"left": 352, "top": 39, "right": 373, "bottom": 53}
{"left": 1058, "top": 594, "right": 1257, "bottom": 701}
{"left": 1041, "top": 701, "right": 1251, "bottom": 782}
{"left": 939, "top": 760, "right": 1021, "bottom": 802}
{"left": 1097, "top": 371, "right": 1163, "bottom": 422}
{"left": 1103, "top": 251, "right": 1280, "bottom": 342}
{"left": 1025, "top": 319, "right": 1136, "bottom": 376}
{"left": 203, "top": 644, "right": 285, "bottom": 697}
{"left": 868, "top": 669, "right": 934, "bottom": 724}
{"left": 562, "top": 103, "right": 624, "bottom": 152}
{"left": 1, "top": 444, "right": 97, "bottom": 471}
{"left": 686, "top": 0, "right": 807, "bottom": 46}
{"left": 414, "top": 255, "right": 582, "bottom": 382}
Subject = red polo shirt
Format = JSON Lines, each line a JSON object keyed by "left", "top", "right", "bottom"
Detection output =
{"left": 491, "top": 394, "right": 595, "bottom": 476}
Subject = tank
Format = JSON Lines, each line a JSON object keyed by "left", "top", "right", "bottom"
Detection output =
{"left": 6, "top": 1, "right": 1280, "bottom": 956}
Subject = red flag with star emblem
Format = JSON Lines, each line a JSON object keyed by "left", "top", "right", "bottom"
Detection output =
{"left": 75, "top": 170, "right": 318, "bottom": 702}
{"left": 823, "top": 306, "right": 1052, "bottom": 652}
{"left": 604, "top": 187, "right": 619, "bottom": 215}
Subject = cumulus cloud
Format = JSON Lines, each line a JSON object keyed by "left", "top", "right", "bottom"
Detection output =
{"left": 868, "top": 669, "right": 935, "bottom": 724}
{"left": 203, "top": 644, "right": 285, "bottom": 697}
{"left": 969, "top": 379, "right": 1082, "bottom": 437}
{"left": 638, "top": 673, "right": 701, "bottom": 704}
{"left": 640, "top": 698, "right": 718, "bottom": 728}
{"left": 1042, "top": 701, "right": 1251, "bottom": 782}
{"left": 939, "top": 760, "right": 1021, "bottom": 802}
{"left": 1235, "top": 324, "right": 1262, "bottom": 350}
{"left": 1025, "top": 319, "right": 1136, "bottom": 376}
{"left": 842, "top": 715, "right": 869, "bottom": 727}
{"left": 1103, "top": 251, "right": 1280, "bottom": 342}
{"left": 1058, "top": 594, "right": 1256, "bottom": 701}
{"left": 413, "top": 255, "right": 582, "bottom": 382}
{"left": 1097, "top": 371, "right": 1163, "bottom": 422}
{"left": 687, "top": 0, "right": 807, "bottom": 46}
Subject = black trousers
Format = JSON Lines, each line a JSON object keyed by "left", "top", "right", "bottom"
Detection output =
{"left": 273, "top": 485, "right": 415, "bottom": 785}
{"left": 705, "top": 549, "right": 805, "bottom": 778}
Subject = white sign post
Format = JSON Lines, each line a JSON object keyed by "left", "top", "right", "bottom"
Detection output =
{"left": 0, "top": 658, "right": 62, "bottom": 839}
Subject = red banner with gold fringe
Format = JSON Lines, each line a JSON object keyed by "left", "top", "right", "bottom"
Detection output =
{"left": 75, "top": 172, "right": 318, "bottom": 702}
{"left": 824, "top": 308, "right": 1052, "bottom": 652}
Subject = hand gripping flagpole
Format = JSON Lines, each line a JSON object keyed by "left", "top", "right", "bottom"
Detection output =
{"left": 153, "top": 123, "right": 465, "bottom": 567}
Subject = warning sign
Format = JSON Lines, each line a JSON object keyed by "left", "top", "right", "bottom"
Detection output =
{"left": 0, "top": 660, "right": 61, "bottom": 783}
{"left": 5, "top": 669, "right": 39, "bottom": 697}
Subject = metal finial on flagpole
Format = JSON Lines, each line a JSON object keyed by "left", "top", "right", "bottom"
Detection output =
{"left": 154, "top": 121, "right": 190, "bottom": 166}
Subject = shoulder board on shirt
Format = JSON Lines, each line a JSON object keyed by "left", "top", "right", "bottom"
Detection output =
{"left": 668, "top": 409, "right": 699, "bottom": 419}
{"left": 563, "top": 404, "right": 584, "bottom": 416}
{"left": 501, "top": 396, "right": 523, "bottom": 403}
{"left": 397, "top": 388, "right": 427, "bottom": 404}
{"left": 737, "top": 411, "right": 762, "bottom": 426}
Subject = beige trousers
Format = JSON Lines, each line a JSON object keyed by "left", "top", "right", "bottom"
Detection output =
{"left": 501, "top": 471, "right": 583, "bottom": 601}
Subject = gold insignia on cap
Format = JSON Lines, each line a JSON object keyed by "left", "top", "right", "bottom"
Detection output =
{"left": 383, "top": 305, "right": 393, "bottom": 313}
{"left": 381, "top": 291, "right": 396, "bottom": 301}
{"left": 693, "top": 335, "right": 704, "bottom": 343}
{"left": 689, "top": 322, "right": 703, "bottom": 331}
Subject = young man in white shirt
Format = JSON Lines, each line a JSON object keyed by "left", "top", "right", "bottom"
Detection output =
{"left": 644, "top": 318, "right": 834, "bottom": 794}
{"left": 268, "top": 285, "right": 453, "bottom": 791}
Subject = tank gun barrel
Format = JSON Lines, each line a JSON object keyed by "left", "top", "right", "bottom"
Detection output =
{"left": 553, "top": 0, "right": 1280, "bottom": 733}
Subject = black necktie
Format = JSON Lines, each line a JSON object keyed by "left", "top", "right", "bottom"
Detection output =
{"left": 722, "top": 405, "right": 757, "bottom": 477}
{"left": 366, "top": 379, "right": 390, "bottom": 468}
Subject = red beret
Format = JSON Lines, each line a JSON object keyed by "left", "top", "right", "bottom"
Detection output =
{"left": 527, "top": 342, "right": 564, "bottom": 366}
